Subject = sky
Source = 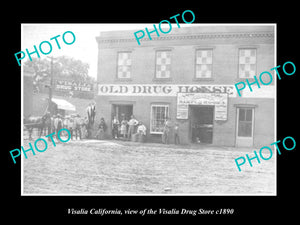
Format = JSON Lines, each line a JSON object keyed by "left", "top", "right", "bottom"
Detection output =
{"left": 21, "top": 23, "right": 196, "bottom": 80}
{"left": 22, "top": 24, "right": 148, "bottom": 79}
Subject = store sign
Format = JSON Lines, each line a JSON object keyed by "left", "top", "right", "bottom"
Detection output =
{"left": 97, "top": 84, "right": 236, "bottom": 97}
{"left": 55, "top": 80, "right": 93, "bottom": 92}
{"left": 177, "top": 93, "right": 228, "bottom": 120}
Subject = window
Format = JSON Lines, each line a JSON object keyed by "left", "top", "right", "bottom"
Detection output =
{"left": 195, "top": 49, "right": 213, "bottom": 78}
{"left": 237, "top": 108, "right": 253, "bottom": 137}
{"left": 150, "top": 104, "right": 169, "bottom": 134}
{"left": 238, "top": 48, "right": 256, "bottom": 78}
{"left": 117, "top": 52, "right": 131, "bottom": 79}
{"left": 155, "top": 50, "right": 171, "bottom": 78}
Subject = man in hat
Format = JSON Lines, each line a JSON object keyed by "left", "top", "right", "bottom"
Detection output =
{"left": 127, "top": 115, "right": 138, "bottom": 141}
{"left": 162, "top": 117, "right": 172, "bottom": 144}
{"left": 53, "top": 114, "right": 63, "bottom": 140}
{"left": 74, "top": 114, "right": 82, "bottom": 140}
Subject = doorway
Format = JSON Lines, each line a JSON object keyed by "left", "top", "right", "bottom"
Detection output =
{"left": 112, "top": 104, "right": 133, "bottom": 122}
{"left": 235, "top": 107, "right": 254, "bottom": 147}
{"left": 189, "top": 105, "right": 214, "bottom": 144}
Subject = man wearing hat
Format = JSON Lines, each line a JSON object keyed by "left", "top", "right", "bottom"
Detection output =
{"left": 53, "top": 114, "right": 63, "bottom": 140}
{"left": 73, "top": 114, "right": 82, "bottom": 140}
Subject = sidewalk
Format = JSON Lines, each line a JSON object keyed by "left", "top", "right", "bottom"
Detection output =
{"left": 83, "top": 138, "right": 255, "bottom": 153}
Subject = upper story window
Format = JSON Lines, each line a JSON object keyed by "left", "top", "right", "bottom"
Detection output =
{"left": 155, "top": 50, "right": 171, "bottom": 79}
{"left": 238, "top": 48, "right": 256, "bottom": 78}
{"left": 195, "top": 49, "right": 213, "bottom": 79}
{"left": 117, "top": 51, "right": 132, "bottom": 79}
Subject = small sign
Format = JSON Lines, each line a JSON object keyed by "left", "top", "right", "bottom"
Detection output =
{"left": 177, "top": 93, "right": 228, "bottom": 120}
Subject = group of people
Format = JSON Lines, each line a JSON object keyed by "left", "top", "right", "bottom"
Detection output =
{"left": 94, "top": 115, "right": 180, "bottom": 145}
{"left": 161, "top": 118, "right": 180, "bottom": 145}
{"left": 94, "top": 114, "right": 147, "bottom": 142}
{"left": 24, "top": 112, "right": 89, "bottom": 141}
{"left": 49, "top": 113, "right": 88, "bottom": 140}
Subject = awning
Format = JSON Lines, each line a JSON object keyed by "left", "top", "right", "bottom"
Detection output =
{"left": 51, "top": 98, "right": 76, "bottom": 111}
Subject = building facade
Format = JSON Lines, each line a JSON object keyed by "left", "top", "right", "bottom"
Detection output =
{"left": 95, "top": 25, "right": 275, "bottom": 147}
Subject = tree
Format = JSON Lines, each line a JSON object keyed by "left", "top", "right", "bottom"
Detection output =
{"left": 24, "top": 56, "right": 91, "bottom": 87}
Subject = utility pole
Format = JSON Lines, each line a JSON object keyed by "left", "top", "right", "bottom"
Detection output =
{"left": 46, "top": 56, "right": 55, "bottom": 116}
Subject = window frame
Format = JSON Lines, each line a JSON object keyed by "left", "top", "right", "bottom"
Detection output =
{"left": 116, "top": 51, "right": 132, "bottom": 79}
{"left": 150, "top": 104, "right": 170, "bottom": 134}
{"left": 194, "top": 48, "right": 214, "bottom": 80}
{"left": 238, "top": 48, "right": 257, "bottom": 79}
{"left": 154, "top": 50, "right": 172, "bottom": 79}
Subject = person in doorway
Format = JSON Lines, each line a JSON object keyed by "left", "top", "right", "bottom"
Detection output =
{"left": 112, "top": 116, "right": 120, "bottom": 139}
{"left": 162, "top": 117, "right": 172, "bottom": 144}
{"left": 174, "top": 122, "right": 180, "bottom": 145}
{"left": 120, "top": 115, "right": 128, "bottom": 139}
{"left": 127, "top": 115, "right": 138, "bottom": 141}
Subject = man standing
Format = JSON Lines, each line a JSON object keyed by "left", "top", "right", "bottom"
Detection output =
{"left": 162, "top": 117, "right": 172, "bottom": 144}
{"left": 127, "top": 115, "right": 138, "bottom": 141}
{"left": 174, "top": 122, "right": 180, "bottom": 145}
{"left": 74, "top": 114, "right": 82, "bottom": 140}
{"left": 112, "top": 116, "right": 120, "bottom": 139}
{"left": 54, "top": 114, "right": 63, "bottom": 140}
{"left": 90, "top": 102, "right": 96, "bottom": 125}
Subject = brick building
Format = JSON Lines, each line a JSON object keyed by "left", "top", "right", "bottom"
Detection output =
{"left": 95, "top": 25, "right": 275, "bottom": 147}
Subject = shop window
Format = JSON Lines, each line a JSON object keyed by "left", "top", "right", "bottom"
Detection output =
{"left": 195, "top": 49, "right": 213, "bottom": 78}
{"left": 237, "top": 108, "right": 254, "bottom": 137}
{"left": 117, "top": 52, "right": 131, "bottom": 79}
{"left": 155, "top": 50, "right": 171, "bottom": 79}
{"left": 238, "top": 48, "right": 256, "bottom": 78}
{"left": 150, "top": 104, "right": 169, "bottom": 134}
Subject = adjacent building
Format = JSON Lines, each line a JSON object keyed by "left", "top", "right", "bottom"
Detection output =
{"left": 95, "top": 25, "right": 275, "bottom": 147}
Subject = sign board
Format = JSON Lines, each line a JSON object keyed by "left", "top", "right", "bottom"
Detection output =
{"left": 97, "top": 84, "right": 236, "bottom": 97}
{"left": 55, "top": 80, "right": 93, "bottom": 92}
{"left": 177, "top": 93, "right": 228, "bottom": 120}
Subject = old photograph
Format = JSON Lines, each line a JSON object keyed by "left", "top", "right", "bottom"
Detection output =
{"left": 21, "top": 23, "right": 276, "bottom": 195}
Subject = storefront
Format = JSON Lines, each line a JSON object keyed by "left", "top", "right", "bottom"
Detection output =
{"left": 96, "top": 83, "right": 274, "bottom": 147}
{"left": 95, "top": 25, "right": 275, "bottom": 147}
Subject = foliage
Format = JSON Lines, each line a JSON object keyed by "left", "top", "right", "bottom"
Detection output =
{"left": 24, "top": 56, "right": 92, "bottom": 83}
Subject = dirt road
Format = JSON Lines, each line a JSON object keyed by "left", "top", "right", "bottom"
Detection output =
{"left": 22, "top": 139, "right": 276, "bottom": 195}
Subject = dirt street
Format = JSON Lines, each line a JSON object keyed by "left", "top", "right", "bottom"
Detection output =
{"left": 22, "top": 139, "right": 276, "bottom": 195}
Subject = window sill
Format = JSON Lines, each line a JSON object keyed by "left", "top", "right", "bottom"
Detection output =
{"left": 152, "top": 77, "right": 173, "bottom": 83}
{"left": 114, "top": 78, "right": 132, "bottom": 82}
{"left": 192, "top": 78, "right": 214, "bottom": 82}
{"left": 235, "top": 77, "right": 256, "bottom": 82}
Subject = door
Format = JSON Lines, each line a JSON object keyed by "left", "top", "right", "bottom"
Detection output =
{"left": 236, "top": 107, "right": 254, "bottom": 147}
{"left": 190, "top": 105, "right": 214, "bottom": 144}
{"left": 112, "top": 104, "right": 133, "bottom": 122}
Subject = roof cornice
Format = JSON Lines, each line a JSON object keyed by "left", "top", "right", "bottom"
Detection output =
{"left": 96, "top": 31, "right": 274, "bottom": 44}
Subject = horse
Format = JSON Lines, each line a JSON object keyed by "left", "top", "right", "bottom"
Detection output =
{"left": 24, "top": 114, "right": 49, "bottom": 140}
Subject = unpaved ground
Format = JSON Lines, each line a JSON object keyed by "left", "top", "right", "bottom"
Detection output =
{"left": 22, "top": 138, "right": 276, "bottom": 195}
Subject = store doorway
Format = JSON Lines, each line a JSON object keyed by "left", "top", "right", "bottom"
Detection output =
{"left": 235, "top": 107, "right": 254, "bottom": 147}
{"left": 112, "top": 104, "right": 133, "bottom": 122}
{"left": 189, "top": 105, "right": 214, "bottom": 144}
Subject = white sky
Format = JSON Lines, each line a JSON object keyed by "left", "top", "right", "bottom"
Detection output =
{"left": 21, "top": 23, "right": 196, "bottom": 79}
{"left": 22, "top": 24, "right": 147, "bottom": 79}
